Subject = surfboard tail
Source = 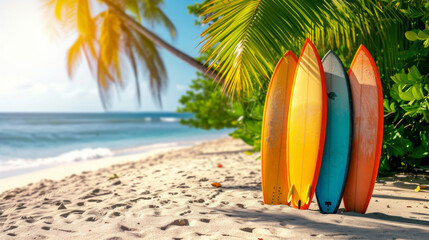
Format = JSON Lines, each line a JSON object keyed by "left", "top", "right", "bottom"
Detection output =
{"left": 305, "top": 184, "right": 311, "bottom": 205}
{"left": 287, "top": 184, "right": 294, "bottom": 204}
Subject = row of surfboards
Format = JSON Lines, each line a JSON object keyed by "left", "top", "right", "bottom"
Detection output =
{"left": 261, "top": 39, "right": 383, "bottom": 214}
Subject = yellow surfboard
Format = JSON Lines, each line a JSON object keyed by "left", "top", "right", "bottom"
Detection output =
{"left": 261, "top": 51, "right": 298, "bottom": 205}
{"left": 287, "top": 39, "right": 327, "bottom": 209}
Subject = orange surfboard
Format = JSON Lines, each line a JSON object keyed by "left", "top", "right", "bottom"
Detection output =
{"left": 287, "top": 39, "right": 327, "bottom": 209}
{"left": 261, "top": 51, "right": 298, "bottom": 205}
{"left": 343, "top": 45, "right": 384, "bottom": 213}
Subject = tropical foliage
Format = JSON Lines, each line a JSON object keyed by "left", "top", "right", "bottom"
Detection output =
{"left": 177, "top": 74, "right": 266, "bottom": 151}
{"left": 44, "top": 0, "right": 176, "bottom": 108}
{"left": 44, "top": 0, "right": 221, "bottom": 108}
{"left": 198, "top": 0, "right": 410, "bottom": 96}
{"left": 179, "top": 0, "right": 429, "bottom": 174}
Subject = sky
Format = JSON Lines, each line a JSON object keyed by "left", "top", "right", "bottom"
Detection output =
{"left": 0, "top": 0, "right": 205, "bottom": 112}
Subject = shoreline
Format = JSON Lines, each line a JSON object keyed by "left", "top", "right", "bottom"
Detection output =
{"left": 0, "top": 133, "right": 228, "bottom": 182}
{"left": 0, "top": 137, "right": 428, "bottom": 239}
{"left": 0, "top": 146, "right": 183, "bottom": 194}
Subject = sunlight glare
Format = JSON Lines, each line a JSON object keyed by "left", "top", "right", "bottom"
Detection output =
{"left": 0, "top": 0, "right": 63, "bottom": 77}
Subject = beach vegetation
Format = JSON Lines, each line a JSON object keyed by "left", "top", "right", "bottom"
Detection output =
{"left": 178, "top": 0, "right": 429, "bottom": 175}
{"left": 109, "top": 173, "right": 119, "bottom": 180}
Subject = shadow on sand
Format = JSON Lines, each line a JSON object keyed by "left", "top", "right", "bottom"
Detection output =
{"left": 213, "top": 208, "right": 429, "bottom": 238}
{"left": 373, "top": 193, "right": 429, "bottom": 203}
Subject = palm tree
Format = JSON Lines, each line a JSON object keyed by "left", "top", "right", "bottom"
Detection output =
{"left": 198, "top": 0, "right": 415, "bottom": 96}
{"left": 44, "top": 0, "right": 220, "bottom": 108}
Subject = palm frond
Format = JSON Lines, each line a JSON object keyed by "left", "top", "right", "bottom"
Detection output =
{"left": 43, "top": 0, "right": 176, "bottom": 109}
{"left": 126, "top": 0, "right": 176, "bottom": 38}
{"left": 99, "top": 10, "right": 122, "bottom": 81}
{"left": 199, "top": 0, "right": 337, "bottom": 96}
{"left": 200, "top": 0, "right": 408, "bottom": 96}
{"left": 125, "top": 26, "right": 167, "bottom": 104}
{"left": 66, "top": 36, "right": 83, "bottom": 77}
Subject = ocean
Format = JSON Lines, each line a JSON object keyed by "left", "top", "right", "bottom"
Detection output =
{"left": 0, "top": 112, "right": 230, "bottom": 178}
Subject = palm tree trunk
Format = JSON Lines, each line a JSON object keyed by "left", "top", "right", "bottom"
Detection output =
{"left": 102, "top": 0, "right": 223, "bottom": 84}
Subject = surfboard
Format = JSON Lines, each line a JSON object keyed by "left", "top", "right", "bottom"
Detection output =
{"left": 315, "top": 51, "right": 353, "bottom": 214}
{"left": 261, "top": 51, "right": 298, "bottom": 205}
{"left": 343, "top": 45, "right": 384, "bottom": 214}
{"left": 287, "top": 39, "right": 327, "bottom": 210}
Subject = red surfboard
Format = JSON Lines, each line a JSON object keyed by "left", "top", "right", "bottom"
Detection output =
{"left": 343, "top": 45, "right": 384, "bottom": 213}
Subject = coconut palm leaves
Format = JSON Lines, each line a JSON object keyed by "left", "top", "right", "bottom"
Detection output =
{"left": 45, "top": 0, "right": 175, "bottom": 108}
{"left": 199, "top": 0, "right": 408, "bottom": 95}
{"left": 199, "top": 0, "right": 336, "bottom": 95}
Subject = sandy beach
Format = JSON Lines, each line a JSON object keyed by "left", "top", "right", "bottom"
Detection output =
{"left": 0, "top": 137, "right": 428, "bottom": 239}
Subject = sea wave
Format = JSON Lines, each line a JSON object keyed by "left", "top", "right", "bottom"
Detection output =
{"left": 13, "top": 117, "right": 183, "bottom": 125}
{"left": 160, "top": 117, "right": 180, "bottom": 122}
{"left": 113, "top": 141, "right": 184, "bottom": 155}
{"left": 0, "top": 148, "right": 113, "bottom": 173}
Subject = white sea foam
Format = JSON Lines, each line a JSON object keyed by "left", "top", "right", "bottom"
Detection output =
{"left": 113, "top": 142, "right": 182, "bottom": 155}
{"left": 160, "top": 117, "right": 180, "bottom": 122}
{"left": 0, "top": 148, "right": 113, "bottom": 173}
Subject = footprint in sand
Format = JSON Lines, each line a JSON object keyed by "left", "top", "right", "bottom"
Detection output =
{"left": 60, "top": 210, "right": 85, "bottom": 218}
{"left": 111, "top": 203, "right": 131, "bottom": 209}
{"left": 81, "top": 189, "right": 112, "bottom": 200}
{"left": 15, "top": 203, "right": 26, "bottom": 210}
{"left": 21, "top": 216, "right": 35, "bottom": 223}
{"left": 240, "top": 227, "right": 254, "bottom": 233}
{"left": 236, "top": 203, "right": 245, "bottom": 209}
{"left": 4, "top": 225, "right": 18, "bottom": 231}
{"left": 108, "top": 212, "right": 120, "bottom": 218}
{"left": 180, "top": 210, "right": 191, "bottom": 216}
{"left": 41, "top": 216, "right": 53, "bottom": 224}
{"left": 119, "top": 225, "right": 136, "bottom": 231}
{"left": 86, "top": 217, "right": 97, "bottom": 222}
{"left": 104, "top": 237, "right": 123, "bottom": 240}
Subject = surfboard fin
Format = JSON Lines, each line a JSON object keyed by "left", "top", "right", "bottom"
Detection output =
{"left": 305, "top": 184, "right": 311, "bottom": 205}
{"left": 287, "top": 184, "right": 294, "bottom": 204}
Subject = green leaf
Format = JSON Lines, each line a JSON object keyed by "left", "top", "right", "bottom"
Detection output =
{"left": 390, "top": 84, "right": 401, "bottom": 101}
{"left": 383, "top": 125, "right": 413, "bottom": 158}
{"left": 390, "top": 102, "right": 396, "bottom": 112}
{"left": 398, "top": 85, "right": 416, "bottom": 101}
{"left": 251, "top": 104, "right": 264, "bottom": 120}
{"left": 424, "top": 39, "right": 429, "bottom": 48}
{"left": 409, "top": 145, "right": 428, "bottom": 158}
{"left": 401, "top": 103, "right": 420, "bottom": 116}
{"left": 411, "top": 83, "right": 425, "bottom": 100}
{"left": 408, "top": 66, "right": 423, "bottom": 82}
{"left": 421, "top": 130, "right": 429, "bottom": 148}
{"left": 231, "top": 102, "right": 244, "bottom": 117}
{"left": 391, "top": 70, "right": 414, "bottom": 84}
{"left": 405, "top": 31, "right": 419, "bottom": 41}
{"left": 383, "top": 99, "right": 390, "bottom": 111}
{"left": 423, "top": 110, "right": 429, "bottom": 123}
{"left": 417, "top": 29, "right": 429, "bottom": 40}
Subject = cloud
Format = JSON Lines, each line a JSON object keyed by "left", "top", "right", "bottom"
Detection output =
{"left": 175, "top": 84, "right": 187, "bottom": 91}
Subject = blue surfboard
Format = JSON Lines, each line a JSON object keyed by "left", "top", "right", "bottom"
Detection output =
{"left": 315, "top": 51, "right": 353, "bottom": 214}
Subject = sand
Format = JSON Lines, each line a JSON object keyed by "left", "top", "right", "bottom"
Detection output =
{"left": 0, "top": 137, "right": 428, "bottom": 239}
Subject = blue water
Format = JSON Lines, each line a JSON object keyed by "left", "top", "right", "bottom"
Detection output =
{"left": 0, "top": 112, "right": 230, "bottom": 177}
